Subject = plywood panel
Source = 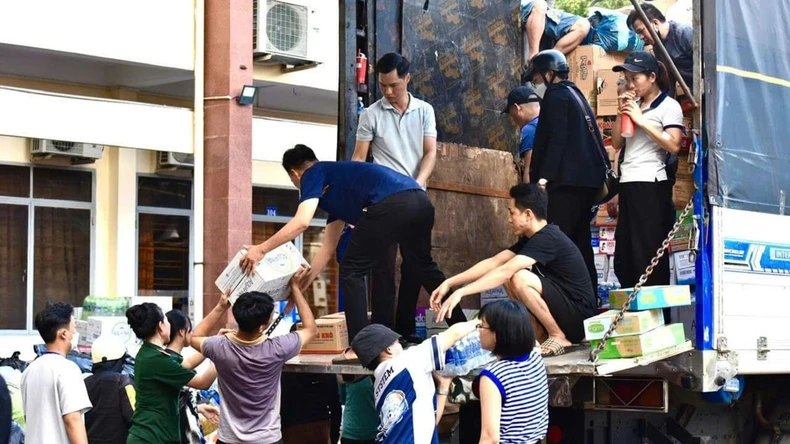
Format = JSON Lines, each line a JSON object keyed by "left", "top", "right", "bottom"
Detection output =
{"left": 412, "top": 143, "right": 520, "bottom": 308}
{"left": 402, "top": 0, "right": 521, "bottom": 153}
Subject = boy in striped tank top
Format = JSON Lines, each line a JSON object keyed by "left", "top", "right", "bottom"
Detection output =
{"left": 477, "top": 300, "right": 549, "bottom": 444}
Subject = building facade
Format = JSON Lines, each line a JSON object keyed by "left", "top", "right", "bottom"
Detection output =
{"left": 0, "top": 0, "right": 339, "bottom": 357}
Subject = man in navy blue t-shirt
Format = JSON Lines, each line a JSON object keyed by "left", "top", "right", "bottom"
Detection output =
{"left": 241, "top": 144, "right": 464, "bottom": 344}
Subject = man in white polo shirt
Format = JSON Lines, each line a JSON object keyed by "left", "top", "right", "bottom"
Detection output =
{"left": 352, "top": 52, "right": 441, "bottom": 342}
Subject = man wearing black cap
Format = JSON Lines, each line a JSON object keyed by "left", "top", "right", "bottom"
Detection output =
{"left": 503, "top": 86, "right": 541, "bottom": 183}
{"left": 350, "top": 320, "right": 478, "bottom": 444}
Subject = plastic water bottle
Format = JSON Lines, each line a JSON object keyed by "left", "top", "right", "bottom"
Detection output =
{"left": 357, "top": 97, "right": 365, "bottom": 115}
{"left": 437, "top": 331, "right": 496, "bottom": 376}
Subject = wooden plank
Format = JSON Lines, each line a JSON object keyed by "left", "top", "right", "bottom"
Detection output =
{"left": 428, "top": 180, "right": 510, "bottom": 199}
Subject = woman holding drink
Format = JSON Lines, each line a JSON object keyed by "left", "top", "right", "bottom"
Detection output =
{"left": 610, "top": 51, "right": 685, "bottom": 288}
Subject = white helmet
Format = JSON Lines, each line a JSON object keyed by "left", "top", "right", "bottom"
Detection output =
{"left": 91, "top": 335, "right": 127, "bottom": 364}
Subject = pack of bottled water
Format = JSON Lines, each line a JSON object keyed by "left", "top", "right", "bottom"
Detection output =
{"left": 437, "top": 331, "right": 496, "bottom": 376}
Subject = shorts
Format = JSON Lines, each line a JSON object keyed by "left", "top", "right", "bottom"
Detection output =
{"left": 521, "top": 0, "right": 587, "bottom": 44}
{"left": 539, "top": 277, "right": 593, "bottom": 343}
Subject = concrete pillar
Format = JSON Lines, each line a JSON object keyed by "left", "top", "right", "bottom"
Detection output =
{"left": 202, "top": 0, "right": 253, "bottom": 317}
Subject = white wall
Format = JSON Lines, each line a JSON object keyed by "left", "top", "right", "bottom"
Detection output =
{"left": 0, "top": 0, "right": 195, "bottom": 71}
{"left": 252, "top": 117, "right": 337, "bottom": 163}
{"left": 0, "top": 87, "right": 194, "bottom": 153}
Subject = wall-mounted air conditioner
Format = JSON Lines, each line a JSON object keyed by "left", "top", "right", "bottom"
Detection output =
{"left": 157, "top": 152, "right": 194, "bottom": 169}
{"left": 253, "top": 0, "right": 322, "bottom": 65}
{"left": 31, "top": 140, "right": 103, "bottom": 159}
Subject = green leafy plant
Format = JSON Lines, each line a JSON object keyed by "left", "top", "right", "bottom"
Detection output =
{"left": 555, "top": 0, "right": 634, "bottom": 17}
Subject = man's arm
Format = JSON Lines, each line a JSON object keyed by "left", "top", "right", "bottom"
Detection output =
{"left": 296, "top": 220, "right": 345, "bottom": 291}
{"left": 63, "top": 411, "right": 89, "bottom": 444}
{"left": 191, "top": 290, "right": 231, "bottom": 351}
{"left": 414, "top": 136, "right": 437, "bottom": 188}
{"left": 436, "top": 255, "right": 535, "bottom": 322}
{"left": 522, "top": 150, "right": 532, "bottom": 183}
{"left": 291, "top": 268, "right": 318, "bottom": 349}
{"left": 351, "top": 140, "right": 371, "bottom": 162}
{"left": 430, "top": 250, "right": 516, "bottom": 311}
{"left": 186, "top": 364, "right": 217, "bottom": 391}
{"left": 181, "top": 352, "right": 207, "bottom": 370}
{"left": 241, "top": 199, "right": 319, "bottom": 274}
{"left": 435, "top": 320, "right": 479, "bottom": 354}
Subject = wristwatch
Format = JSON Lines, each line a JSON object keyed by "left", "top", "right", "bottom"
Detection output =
{"left": 437, "top": 389, "right": 449, "bottom": 396}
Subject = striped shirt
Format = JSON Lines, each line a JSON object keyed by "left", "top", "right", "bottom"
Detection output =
{"left": 479, "top": 351, "right": 549, "bottom": 443}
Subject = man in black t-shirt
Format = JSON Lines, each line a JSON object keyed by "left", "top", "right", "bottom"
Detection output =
{"left": 430, "top": 183, "right": 596, "bottom": 356}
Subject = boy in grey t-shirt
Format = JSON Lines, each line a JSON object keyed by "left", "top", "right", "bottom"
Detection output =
{"left": 191, "top": 270, "right": 317, "bottom": 444}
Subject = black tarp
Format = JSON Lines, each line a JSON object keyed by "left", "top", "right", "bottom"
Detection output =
{"left": 710, "top": 0, "right": 790, "bottom": 214}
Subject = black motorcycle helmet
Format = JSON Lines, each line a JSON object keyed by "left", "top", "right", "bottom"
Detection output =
{"left": 522, "top": 49, "right": 570, "bottom": 85}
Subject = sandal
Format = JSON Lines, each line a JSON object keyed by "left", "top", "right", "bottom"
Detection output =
{"left": 331, "top": 347, "right": 360, "bottom": 365}
{"left": 539, "top": 338, "right": 566, "bottom": 357}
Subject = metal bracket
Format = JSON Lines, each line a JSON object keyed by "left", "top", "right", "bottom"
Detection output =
{"left": 717, "top": 336, "right": 728, "bottom": 352}
{"left": 758, "top": 336, "right": 771, "bottom": 361}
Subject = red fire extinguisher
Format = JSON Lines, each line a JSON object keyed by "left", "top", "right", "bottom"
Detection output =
{"left": 356, "top": 50, "right": 367, "bottom": 84}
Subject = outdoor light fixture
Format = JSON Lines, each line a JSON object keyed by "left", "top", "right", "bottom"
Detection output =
{"left": 237, "top": 85, "right": 258, "bottom": 105}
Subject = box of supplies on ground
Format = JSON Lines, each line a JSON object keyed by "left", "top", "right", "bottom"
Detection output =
{"left": 584, "top": 309, "right": 665, "bottom": 341}
{"left": 215, "top": 243, "right": 309, "bottom": 304}
{"left": 87, "top": 316, "right": 140, "bottom": 348}
{"left": 297, "top": 318, "right": 348, "bottom": 354}
{"left": 609, "top": 285, "right": 692, "bottom": 311}
{"left": 590, "top": 323, "right": 686, "bottom": 359}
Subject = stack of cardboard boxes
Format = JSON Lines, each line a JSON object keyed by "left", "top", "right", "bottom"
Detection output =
{"left": 584, "top": 285, "right": 691, "bottom": 358}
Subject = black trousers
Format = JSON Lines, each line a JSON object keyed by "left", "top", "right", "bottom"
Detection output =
{"left": 370, "top": 243, "right": 422, "bottom": 336}
{"left": 613, "top": 181, "right": 673, "bottom": 288}
{"left": 340, "top": 190, "right": 465, "bottom": 342}
{"left": 546, "top": 186, "right": 598, "bottom": 293}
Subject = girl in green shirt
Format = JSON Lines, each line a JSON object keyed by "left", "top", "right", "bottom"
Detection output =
{"left": 125, "top": 303, "right": 217, "bottom": 444}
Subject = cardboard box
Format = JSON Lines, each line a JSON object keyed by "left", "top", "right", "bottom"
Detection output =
{"left": 597, "top": 116, "right": 617, "bottom": 142}
{"left": 672, "top": 251, "right": 696, "bottom": 285}
{"left": 600, "top": 240, "right": 616, "bottom": 255}
{"left": 599, "top": 227, "right": 616, "bottom": 240}
{"left": 584, "top": 309, "right": 665, "bottom": 341}
{"left": 215, "top": 244, "right": 310, "bottom": 304}
{"left": 298, "top": 318, "right": 349, "bottom": 354}
{"left": 426, "top": 309, "right": 479, "bottom": 331}
{"left": 590, "top": 323, "right": 686, "bottom": 359}
{"left": 673, "top": 177, "right": 694, "bottom": 209}
{"left": 596, "top": 70, "right": 622, "bottom": 116}
{"left": 481, "top": 286, "right": 509, "bottom": 306}
{"left": 567, "top": 46, "right": 627, "bottom": 104}
{"left": 594, "top": 254, "right": 609, "bottom": 281}
{"left": 87, "top": 316, "right": 140, "bottom": 347}
{"left": 609, "top": 285, "right": 692, "bottom": 311}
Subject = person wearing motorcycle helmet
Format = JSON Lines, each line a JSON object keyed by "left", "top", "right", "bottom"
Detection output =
{"left": 524, "top": 49, "right": 607, "bottom": 300}
{"left": 84, "top": 335, "right": 135, "bottom": 444}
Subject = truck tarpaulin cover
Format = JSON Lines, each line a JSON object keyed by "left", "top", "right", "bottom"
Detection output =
{"left": 711, "top": 0, "right": 790, "bottom": 214}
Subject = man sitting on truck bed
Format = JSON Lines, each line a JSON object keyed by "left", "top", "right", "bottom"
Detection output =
{"left": 522, "top": 0, "right": 591, "bottom": 62}
{"left": 430, "top": 183, "right": 596, "bottom": 357}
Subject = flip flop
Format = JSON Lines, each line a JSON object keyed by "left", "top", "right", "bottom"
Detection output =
{"left": 331, "top": 347, "right": 360, "bottom": 365}
{"left": 539, "top": 338, "right": 566, "bottom": 357}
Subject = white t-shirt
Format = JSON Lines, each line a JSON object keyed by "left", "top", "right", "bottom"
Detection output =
{"left": 373, "top": 335, "right": 445, "bottom": 444}
{"left": 619, "top": 92, "right": 685, "bottom": 183}
{"left": 21, "top": 353, "right": 92, "bottom": 444}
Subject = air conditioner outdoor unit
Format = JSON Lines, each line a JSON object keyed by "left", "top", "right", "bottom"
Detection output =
{"left": 30, "top": 140, "right": 103, "bottom": 159}
{"left": 253, "top": 0, "right": 322, "bottom": 65}
{"left": 158, "top": 152, "right": 194, "bottom": 169}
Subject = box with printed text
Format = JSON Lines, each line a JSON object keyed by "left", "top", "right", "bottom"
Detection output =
{"left": 215, "top": 243, "right": 310, "bottom": 304}
{"left": 297, "top": 318, "right": 348, "bottom": 354}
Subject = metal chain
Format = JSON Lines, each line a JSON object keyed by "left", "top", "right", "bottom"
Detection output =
{"left": 589, "top": 198, "right": 695, "bottom": 363}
